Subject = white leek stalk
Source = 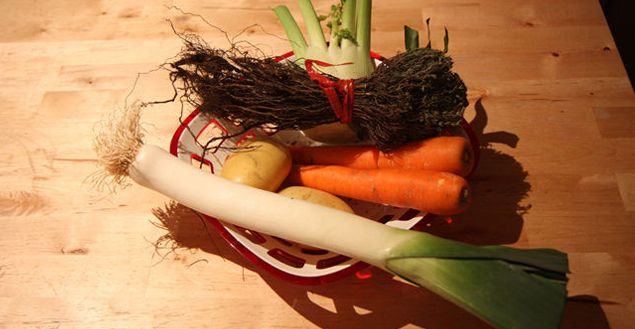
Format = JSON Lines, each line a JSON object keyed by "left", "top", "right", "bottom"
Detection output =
{"left": 130, "top": 143, "right": 409, "bottom": 266}
{"left": 95, "top": 105, "right": 568, "bottom": 329}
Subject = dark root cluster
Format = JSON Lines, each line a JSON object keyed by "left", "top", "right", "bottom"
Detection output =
{"left": 167, "top": 36, "right": 468, "bottom": 151}
{"left": 355, "top": 48, "right": 469, "bottom": 149}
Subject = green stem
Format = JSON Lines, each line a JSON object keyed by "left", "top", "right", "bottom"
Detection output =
{"left": 298, "top": 0, "right": 327, "bottom": 50}
{"left": 329, "top": 13, "right": 340, "bottom": 45}
{"left": 273, "top": 5, "right": 308, "bottom": 59}
{"left": 341, "top": 0, "right": 357, "bottom": 38}
{"left": 355, "top": 0, "right": 372, "bottom": 52}
{"left": 404, "top": 25, "right": 419, "bottom": 50}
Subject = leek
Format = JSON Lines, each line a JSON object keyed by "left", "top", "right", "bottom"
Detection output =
{"left": 96, "top": 105, "right": 569, "bottom": 329}
{"left": 405, "top": 19, "right": 449, "bottom": 53}
{"left": 273, "top": 0, "right": 375, "bottom": 79}
{"left": 404, "top": 25, "right": 419, "bottom": 51}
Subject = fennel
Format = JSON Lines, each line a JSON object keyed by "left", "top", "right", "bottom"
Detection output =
{"left": 273, "top": 0, "right": 375, "bottom": 79}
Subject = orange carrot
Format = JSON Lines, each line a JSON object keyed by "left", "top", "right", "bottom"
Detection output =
{"left": 286, "top": 165, "right": 471, "bottom": 215}
{"left": 289, "top": 136, "right": 474, "bottom": 177}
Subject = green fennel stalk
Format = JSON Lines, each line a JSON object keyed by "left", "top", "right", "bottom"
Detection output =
{"left": 273, "top": 0, "right": 375, "bottom": 79}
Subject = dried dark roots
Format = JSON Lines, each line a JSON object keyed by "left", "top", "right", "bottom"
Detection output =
{"left": 167, "top": 36, "right": 468, "bottom": 151}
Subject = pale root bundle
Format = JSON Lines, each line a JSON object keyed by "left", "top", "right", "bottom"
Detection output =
{"left": 92, "top": 103, "right": 145, "bottom": 190}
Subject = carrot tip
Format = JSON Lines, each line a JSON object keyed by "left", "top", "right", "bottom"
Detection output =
{"left": 459, "top": 186, "right": 471, "bottom": 206}
{"left": 463, "top": 146, "right": 474, "bottom": 168}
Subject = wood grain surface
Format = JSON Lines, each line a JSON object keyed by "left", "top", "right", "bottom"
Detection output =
{"left": 0, "top": 0, "right": 633, "bottom": 328}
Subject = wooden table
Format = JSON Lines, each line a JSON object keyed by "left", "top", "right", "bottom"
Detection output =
{"left": 1, "top": 0, "right": 633, "bottom": 328}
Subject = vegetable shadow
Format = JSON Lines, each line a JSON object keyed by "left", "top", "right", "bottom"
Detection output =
{"left": 422, "top": 99, "right": 529, "bottom": 245}
{"left": 150, "top": 205, "right": 610, "bottom": 329}
{"left": 149, "top": 201, "right": 495, "bottom": 329}
{"left": 560, "top": 296, "right": 612, "bottom": 329}
{"left": 148, "top": 101, "right": 610, "bottom": 328}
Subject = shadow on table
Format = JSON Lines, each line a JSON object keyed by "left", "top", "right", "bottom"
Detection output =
{"left": 561, "top": 295, "right": 612, "bottom": 329}
{"left": 148, "top": 100, "right": 610, "bottom": 328}
{"left": 422, "top": 99, "right": 529, "bottom": 245}
{"left": 150, "top": 201, "right": 492, "bottom": 329}
{"left": 150, "top": 201, "right": 611, "bottom": 329}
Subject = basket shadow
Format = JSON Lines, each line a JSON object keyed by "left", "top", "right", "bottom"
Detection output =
{"left": 149, "top": 201, "right": 493, "bottom": 329}
{"left": 150, "top": 201, "right": 262, "bottom": 273}
{"left": 262, "top": 270, "right": 496, "bottom": 329}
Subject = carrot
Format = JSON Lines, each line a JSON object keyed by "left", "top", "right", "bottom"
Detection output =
{"left": 289, "top": 136, "right": 474, "bottom": 177}
{"left": 286, "top": 165, "right": 471, "bottom": 215}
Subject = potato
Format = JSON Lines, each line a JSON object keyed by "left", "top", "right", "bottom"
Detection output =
{"left": 279, "top": 186, "right": 354, "bottom": 251}
{"left": 278, "top": 186, "right": 354, "bottom": 214}
{"left": 220, "top": 136, "right": 292, "bottom": 191}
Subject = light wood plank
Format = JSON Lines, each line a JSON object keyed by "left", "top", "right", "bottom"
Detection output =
{"left": 0, "top": 0, "right": 633, "bottom": 328}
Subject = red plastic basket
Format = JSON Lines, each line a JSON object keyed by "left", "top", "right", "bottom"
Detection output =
{"left": 168, "top": 52, "right": 480, "bottom": 284}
